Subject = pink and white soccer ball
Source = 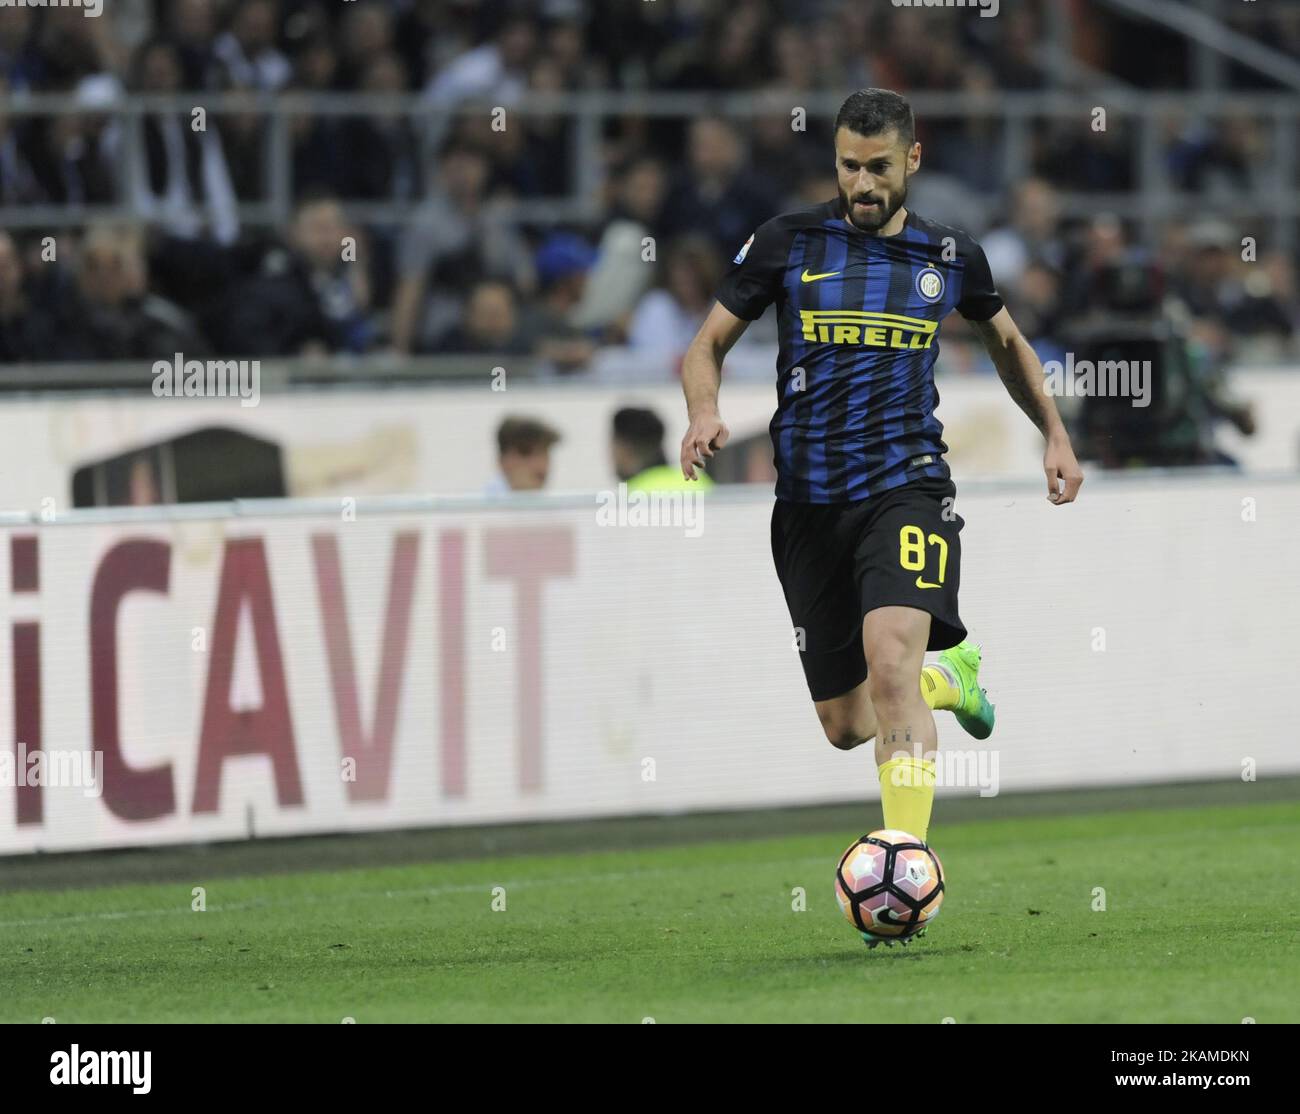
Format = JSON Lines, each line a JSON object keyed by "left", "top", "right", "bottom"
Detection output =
{"left": 835, "top": 829, "right": 944, "bottom": 941}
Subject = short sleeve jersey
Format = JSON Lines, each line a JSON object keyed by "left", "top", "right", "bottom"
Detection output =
{"left": 714, "top": 199, "right": 1003, "bottom": 503}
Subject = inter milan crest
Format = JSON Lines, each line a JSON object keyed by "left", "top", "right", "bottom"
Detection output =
{"left": 915, "top": 266, "right": 945, "bottom": 303}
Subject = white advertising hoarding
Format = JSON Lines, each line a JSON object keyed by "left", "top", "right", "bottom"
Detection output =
{"left": 0, "top": 369, "right": 1294, "bottom": 513}
{"left": 0, "top": 475, "right": 1296, "bottom": 855}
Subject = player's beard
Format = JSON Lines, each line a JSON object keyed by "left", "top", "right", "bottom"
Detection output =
{"left": 840, "top": 178, "right": 908, "bottom": 233}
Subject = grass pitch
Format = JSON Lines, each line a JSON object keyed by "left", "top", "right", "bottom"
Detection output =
{"left": 2, "top": 786, "right": 1297, "bottom": 1023}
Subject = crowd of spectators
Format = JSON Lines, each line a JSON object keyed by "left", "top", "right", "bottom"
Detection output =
{"left": 0, "top": 0, "right": 1297, "bottom": 371}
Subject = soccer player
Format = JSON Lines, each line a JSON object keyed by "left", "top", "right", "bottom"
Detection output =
{"left": 678, "top": 89, "right": 1083, "bottom": 861}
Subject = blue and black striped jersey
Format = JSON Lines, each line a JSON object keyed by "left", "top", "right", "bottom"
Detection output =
{"left": 714, "top": 199, "right": 1003, "bottom": 504}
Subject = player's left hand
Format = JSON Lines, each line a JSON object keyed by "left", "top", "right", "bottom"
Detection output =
{"left": 1044, "top": 432, "right": 1083, "bottom": 505}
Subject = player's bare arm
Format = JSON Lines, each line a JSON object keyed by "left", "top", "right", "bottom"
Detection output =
{"left": 678, "top": 301, "right": 746, "bottom": 478}
{"left": 969, "top": 308, "right": 1085, "bottom": 505}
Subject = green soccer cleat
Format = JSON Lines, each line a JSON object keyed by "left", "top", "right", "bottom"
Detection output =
{"left": 937, "top": 640, "right": 996, "bottom": 740}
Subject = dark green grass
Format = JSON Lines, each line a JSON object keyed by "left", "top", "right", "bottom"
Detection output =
{"left": 2, "top": 795, "right": 1297, "bottom": 1023}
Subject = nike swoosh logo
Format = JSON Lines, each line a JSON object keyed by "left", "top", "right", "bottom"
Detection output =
{"left": 915, "top": 577, "right": 942, "bottom": 589}
{"left": 800, "top": 269, "right": 841, "bottom": 283}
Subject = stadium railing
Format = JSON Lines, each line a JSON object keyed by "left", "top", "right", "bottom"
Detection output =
{"left": 1, "top": 90, "right": 1297, "bottom": 254}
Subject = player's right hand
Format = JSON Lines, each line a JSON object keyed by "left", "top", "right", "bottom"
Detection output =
{"left": 1044, "top": 432, "right": 1084, "bottom": 505}
{"left": 680, "top": 413, "right": 730, "bottom": 480}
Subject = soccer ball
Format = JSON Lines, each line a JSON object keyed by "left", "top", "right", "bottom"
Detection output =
{"left": 835, "top": 829, "right": 944, "bottom": 944}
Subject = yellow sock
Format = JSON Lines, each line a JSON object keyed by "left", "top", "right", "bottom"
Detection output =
{"left": 920, "top": 663, "right": 960, "bottom": 711}
{"left": 877, "top": 756, "right": 936, "bottom": 843}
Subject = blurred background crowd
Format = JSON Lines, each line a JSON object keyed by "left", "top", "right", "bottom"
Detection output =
{"left": 0, "top": 0, "right": 1297, "bottom": 458}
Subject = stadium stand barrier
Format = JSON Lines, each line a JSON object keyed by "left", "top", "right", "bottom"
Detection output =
{"left": 0, "top": 370, "right": 1294, "bottom": 513}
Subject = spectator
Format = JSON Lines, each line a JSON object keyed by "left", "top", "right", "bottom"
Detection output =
{"left": 1010, "top": 259, "right": 1065, "bottom": 348}
{"left": 0, "top": 231, "right": 60, "bottom": 361}
{"left": 0, "top": 5, "right": 43, "bottom": 93}
{"left": 870, "top": 14, "right": 961, "bottom": 91}
{"left": 483, "top": 56, "right": 572, "bottom": 198}
{"left": 612, "top": 406, "right": 712, "bottom": 492}
{"left": 920, "top": 63, "right": 1005, "bottom": 193}
{"left": 394, "top": 0, "right": 473, "bottom": 90}
{"left": 665, "top": 3, "right": 769, "bottom": 91}
{"left": 571, "top": 156, "right": 668, "bottom": 335}
{"left": 390, "top": 144, "right": 532, "bottom": 353}
{"left": 770, "top": 25, "right": 815, "bottom": 92}
{"left": 125, "top": 38, "right": 240, "bottom": 245}
{"left": 213, "top": 0, "right": 291, "bottom": 93}
{"left": 437, "top": 279, "right": 528, "bottom": 355}
{"left": 289, "top": 33, "right": 347, "bottom": 197}
{"left": 424, "top": 16, "right": 534, "bottom": 107}
{"left": 341, "top": 52, "right": 420, "bottom": 202}
{"left": 0, "top": 75, "right": 44, "bottom": 204}
{"left": 34, "top": 4, "right": 120, "bottom": 90}
{"left": 215, "top": 83, "right": 268, "bottom": 203}
{"left": 335, "top": 1, "right": 395, "bottom": 92}
{"left": 0, "top": 0, "right": 1284, "bottom": 382}
{"left": 1169, "top": 220, "right": 1238, "bottom": 356}
{"left": 544, "top": 19, "right": 588, "bottom": 89}
{"left": 982, "top": 178, "right": 1068, "bottom": 296}
{"left": 1226, "top": 256, "right": 1296, "bottom": 360}
{"left": 1257, "top": 252, "right": 1299, "bottom": 343}
{"left": 627, "top": 236, "right": 721, "bottom": 357}
{"left": 1034, "top": 117, "right": 1136, "bottom": 192}
{"left": 27, "top": 75, "right": 121, "bottom": 206}
{"left": 989, "top": 7, "right": 1046, "bottom": 90}
{"left": 485, "top": 415, "right": 561, "bottom": 495}
{"left": 1173, "top": 223, "right": 1296, "bottom": 361}
{"left": 1166, "top": 116, "right": 1264, "bottom": 197}
{"left": 57, "top": 225, "right": 208, "bottom": 361}
{"left": 167, "top": 0, "right": 219, "bottom": 90}
{"left": 750, "top": 89, "right": 827, "bottom": 205}
{"left": 215, "top": 195, "right": 372, "bottom": 356}
{"left": 1060, "top": 212, "right": 1128, "bottom": 317}
{"left": 520, "top": 232, "right": 597, "bottom": 373}
{"left": 811, "top": 10, "right": 873, "bottom": 92}
{"left": 660, "top": 116, "right": 779, "bottom": 257}
{"left": 584, "top": 0, "right": 678, "bottom": 90}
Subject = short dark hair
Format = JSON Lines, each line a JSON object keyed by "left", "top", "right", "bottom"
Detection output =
{"left": 611, "top": 407, "right": 665, "bottom": 456}
{"left": 834, "top": 88, "right": 915, "bottom": 148}
{"left": 498, "top": 416, "right": 560, "bottom": 456}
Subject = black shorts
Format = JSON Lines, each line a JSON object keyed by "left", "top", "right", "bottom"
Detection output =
{"left": 770, "top": 476, "right": 966, "bottom": 702}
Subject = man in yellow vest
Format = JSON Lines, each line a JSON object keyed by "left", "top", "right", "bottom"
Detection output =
{"left": 613, "top": 406, "right": 714, "bottom": 492}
